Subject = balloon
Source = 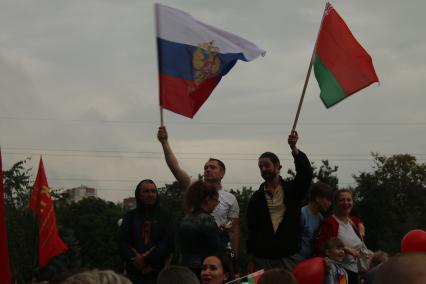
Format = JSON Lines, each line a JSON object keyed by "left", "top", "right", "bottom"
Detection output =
{"left": 401, "top": 229, "right": 426, "bottom": 253}
{"left": 292, "top": 257, "right": 325, "bottom": 284}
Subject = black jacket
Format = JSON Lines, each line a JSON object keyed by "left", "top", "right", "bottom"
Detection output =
{"left": 119, "top": 192, "right": 174, "bottom": 275}
{"left": 247, "top": 150, "right": 313, "bottom": 259}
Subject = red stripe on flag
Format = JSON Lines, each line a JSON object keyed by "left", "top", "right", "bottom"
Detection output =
{"left": 0, "top": 148, "right": 12, "bottom": 284}
{"left": 316, "top": 4, "right": 379, "bottom": 97}
{"left": 159, "top": 74, "right": 219, "bottom": 118}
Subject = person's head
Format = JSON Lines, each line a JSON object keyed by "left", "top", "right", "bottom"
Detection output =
{"left": 258, "top": 152, "right": 282, "bottom": 182}
{"left": 257, "top": 268, "right": 297, "bottom": 284}
{"left": 321, "top": 237, "right": 346, "bottom": 262}
{"left": 184, "top": 181, "right": 219, "bottom": 213}
{"left": 60, "top": 269, "right": 131, "bottom": 284}
{"left": 374, "top": 253, "right": 426, "bottom": 284}
{"left": 309, "top": 181, "right": 333, "bottom": 212}
{"left": 369, "top": 251, "right": 389, "bottom": 269}
{"left": 203, "top": 158, "right": 226, "bottom": 184}
{"left": 50, "top": 268, "right": 90, "bottom": 284}
{"left": 334, "top": 189, "right": 353, "bottom": 217}
{"left": 135, "top": 179, "right": 157, "bottom": 207}
{"left": 157, "top": 265, "right": 200, "bottom": 284}
{"left": 201, "top": 253, "right": 234, "bottom": 284}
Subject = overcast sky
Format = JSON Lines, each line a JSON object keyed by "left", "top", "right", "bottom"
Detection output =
{"left": 1, "top": 0, "right": 425, "bottom": 202}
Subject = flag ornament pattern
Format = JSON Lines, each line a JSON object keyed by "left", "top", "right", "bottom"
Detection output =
{"left": 30, "top": 158, "right": 68, "bottom": 267}
{"left": 0, "top": 149, "right": 12, "bottom": 284}
{"left": 314, "top": 3, "right": 379, "bottom": 108}
{"left": 156, "top": 3, "right": 265, "bottom": 118}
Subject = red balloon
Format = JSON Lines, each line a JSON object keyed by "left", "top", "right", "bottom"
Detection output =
{"left": 292, "top": 257, "right": 325, "bottom": 284}
{"left": 401, "top": 229, "right": 426, "bottom": 253}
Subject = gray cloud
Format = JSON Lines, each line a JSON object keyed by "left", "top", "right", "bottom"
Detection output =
{"left": 1, "top": 0, "right": 425, "bottom": 202}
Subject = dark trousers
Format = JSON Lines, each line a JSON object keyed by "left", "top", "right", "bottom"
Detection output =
{"left": 344, "top": 268, "right": 359, "bottom": 284}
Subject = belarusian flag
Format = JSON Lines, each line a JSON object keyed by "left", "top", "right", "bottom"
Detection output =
{"left": 246, "top": 270, "right": 264, "bottom": 284}
{"left": 314, "top": 3, "right": 379, "bottom": 108}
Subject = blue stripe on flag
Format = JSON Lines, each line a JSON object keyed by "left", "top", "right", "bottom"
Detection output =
{"left": 157, "top": 38, "right": 246, "bottom": 80}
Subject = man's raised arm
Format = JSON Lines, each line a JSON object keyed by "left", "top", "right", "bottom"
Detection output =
{"left": 157, "top": 126, "right": 191, "bottom": 191}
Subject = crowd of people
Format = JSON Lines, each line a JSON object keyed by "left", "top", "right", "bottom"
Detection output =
{"left": 36, "top": 126, "right": 426, "bottom": 284}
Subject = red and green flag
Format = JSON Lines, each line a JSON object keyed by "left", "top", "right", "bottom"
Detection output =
{"left": 314, "top": 3, "right": 379, "bottom": 108}
{"left": 246, "top": 270, "right": 264, "bottom": 284}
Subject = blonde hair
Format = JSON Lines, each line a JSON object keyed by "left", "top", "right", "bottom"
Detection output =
{"left": 60, "top": 270, "right": 130, "bottom": 284}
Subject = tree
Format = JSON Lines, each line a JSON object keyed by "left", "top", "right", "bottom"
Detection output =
{"left": 59, "top": 197, "right": 125, "bottom": 271}
{"left": 286, "top": 159, "right": 339, "bottom": 189}
{"left": 354, "top": 153, "right": 426, "bottom": 253}
{"left": 3, "top": 158, "right": 35, "bottom": 284}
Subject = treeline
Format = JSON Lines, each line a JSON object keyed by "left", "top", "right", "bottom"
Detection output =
{"left": 3, "top": 153, "right": 426, "bottom": 283}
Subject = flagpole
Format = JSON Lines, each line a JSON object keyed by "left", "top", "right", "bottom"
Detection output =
{"left": 30, "top": 188, "right": 39, "bottom": 276}
{"left": 224, "top": 270, "right": 264, "bottom": 284}
{"left": 154, "top": 4, "right": 165, "bottom": 127}
{"left": 225, "top": 274, "right": 246, "bottom": 284}
{"left": 291, "top": 2, "right": 329, "bottom": 132}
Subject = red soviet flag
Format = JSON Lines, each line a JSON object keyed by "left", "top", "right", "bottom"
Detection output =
{"left": 0, "top": 148, "right": 12, "bottom": 284}
{"left": 29, "top": 157, "right": 68, "bottom": 267}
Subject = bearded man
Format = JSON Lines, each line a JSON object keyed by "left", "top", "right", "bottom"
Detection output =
{"left": 247, "top": 131, "right": 313, "bottom": 272}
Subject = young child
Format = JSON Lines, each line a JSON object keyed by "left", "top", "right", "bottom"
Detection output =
{"left": 321, "top": 237, "right": 349, "bottom": 284}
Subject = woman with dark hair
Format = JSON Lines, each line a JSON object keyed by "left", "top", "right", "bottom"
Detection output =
{"left": 316, "top": 189, "right": 366, "bottom": 284}
{"left": 179, "top": 181, "right": 223, "bottom": 277}
{"left": 201, "top": 253, "right": 235, "bottom": 284}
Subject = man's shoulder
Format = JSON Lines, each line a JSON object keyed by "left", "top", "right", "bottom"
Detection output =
{"left": 219, "top": 189, "right": 237, "bottom": 200}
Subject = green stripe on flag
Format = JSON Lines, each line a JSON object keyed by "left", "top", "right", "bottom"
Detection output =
{"left": 247, "top": 277, "right": 255, "bottom": 284}
{"left": 314, "top": 53, "right": 347, "bottom": 108}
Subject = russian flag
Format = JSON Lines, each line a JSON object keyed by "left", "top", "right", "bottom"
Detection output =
{"left": 156, "top": 4, "right": 265, "bottom": 118}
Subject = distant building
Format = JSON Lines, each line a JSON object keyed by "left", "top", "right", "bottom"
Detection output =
{"left": 64, "top": 185, "right": 97, "bottom": 204}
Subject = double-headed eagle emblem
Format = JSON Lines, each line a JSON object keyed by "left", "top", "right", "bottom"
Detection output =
{"left": 192, "top": 41, "right": 221, "bottom": 89}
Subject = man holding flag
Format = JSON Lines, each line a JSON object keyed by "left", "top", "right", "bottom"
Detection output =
{"left": 157, "top": 126, "right": 240, "bottom": 261}
{"left": 155, "top": 3, "right": 265, "bottom": 266}
{"left": 247, "top": 131, "right": 313, "bottom": 272}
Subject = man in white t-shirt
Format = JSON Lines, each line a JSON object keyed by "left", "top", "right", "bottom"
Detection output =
{"left": 157, "top": 126, "right": 240, "bottom": 256}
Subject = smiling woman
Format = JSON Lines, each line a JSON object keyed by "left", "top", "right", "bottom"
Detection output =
{"left": 316, "top": 189, "right": 366, "bottom": 284}
{"left": 201, "top": 253, "right": 234, "bottom": 284}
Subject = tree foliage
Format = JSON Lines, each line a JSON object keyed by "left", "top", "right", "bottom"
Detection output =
{"left": 3, "top": 158, "right": 35, "bottom": 283}
{"left": 354, "top": 153, "right": 426, "bottom": 253}
{"left": 286, "top": 160, "right": 339, "bottom": 189}
{"left": 59, "top": 197, "right": 124, "bottom": 271}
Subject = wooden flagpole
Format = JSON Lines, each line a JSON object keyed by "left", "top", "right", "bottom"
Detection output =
{"left": 155, "top": 4, "right": 165, "bottom": 127}
{"left": 291, "top": 2, "right": 330, "bottom": 132}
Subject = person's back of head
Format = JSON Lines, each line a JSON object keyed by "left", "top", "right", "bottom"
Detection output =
{"left": 60, "top": 269, "right": 130, "bottom": 284}
{"left": 309, "top": 181, "right": 333, "bottom": 202}
{"left": 258, "top": 268, "right": 297, "bottom": 284}
{"left": 157, "top": 265, "right": 200, "bottom": 284}
{"left": 374, "top": 253, "right": 426, "bottom": 284}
